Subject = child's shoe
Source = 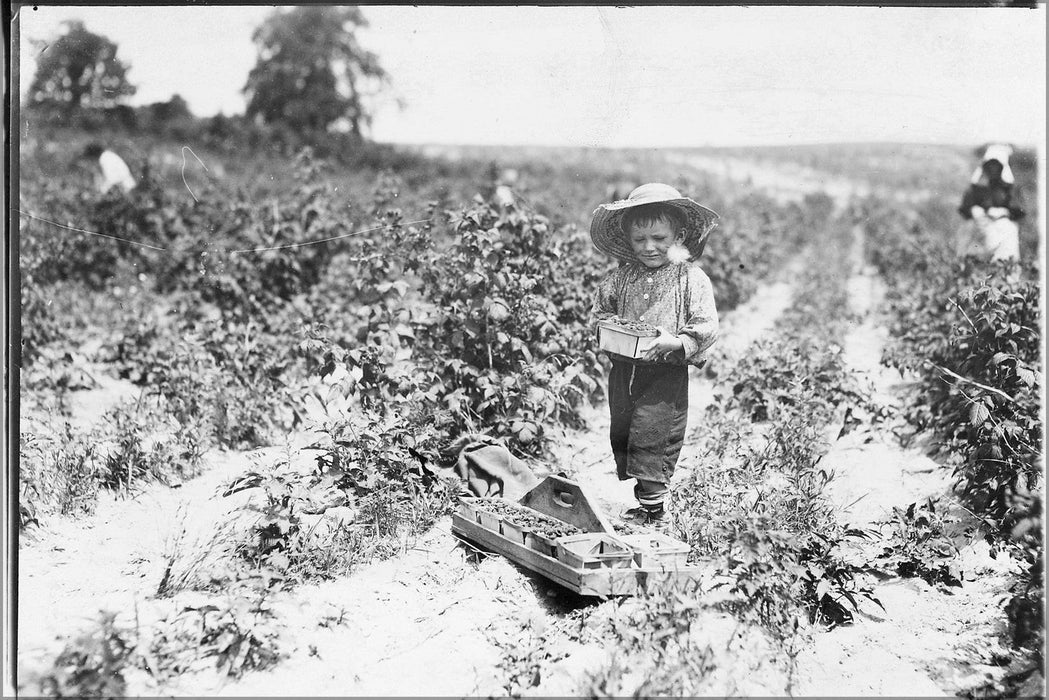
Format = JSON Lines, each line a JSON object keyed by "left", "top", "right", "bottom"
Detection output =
{"left": 643, "top": 505, "right": 666, "bottom": 527}
{"left": 622, "top": 506, "right": 650, "bottom": 522}
{"left": 645, "top": 510, "right": 670, "bottom": 534}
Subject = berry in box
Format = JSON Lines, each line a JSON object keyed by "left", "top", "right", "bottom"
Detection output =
{"left": 596, "top": 319, "right": 659, "bottom": 359}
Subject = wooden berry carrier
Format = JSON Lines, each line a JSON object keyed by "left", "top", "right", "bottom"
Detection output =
{"left": 596, "top": 320, "right": 659, "bottom": 360}
{"left": 450, "top": 475, "right": 702, "bottom": 597}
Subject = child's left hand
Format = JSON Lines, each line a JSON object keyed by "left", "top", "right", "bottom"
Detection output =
{"left": 642, "top": 329, "right": 684, "bottom": 361}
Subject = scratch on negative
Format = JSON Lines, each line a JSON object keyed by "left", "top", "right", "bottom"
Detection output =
{"left": 180, "top": 145, "right": 210, "bottom": 203}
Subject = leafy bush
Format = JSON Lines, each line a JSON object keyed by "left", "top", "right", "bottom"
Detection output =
{"left": 574, "top": 586, "right": 719, "bottom": 697}
{"left": 19, "top": 425, "right": 101, "bottom": 527}
{"left": 95, "top": 400, "right": 207, "bottom": 492}
{"left": 145, "top": 594, "right": 284, "bottom": 680}
{"left": 34, "top": 612, "right": 137, "bottom": 698}
{"left": 414, "top": 199, "right": 605, "bottom": 454}
{"left": 225, "top": 406, "right": 454, "bottom": 585}
{"left": 118, "top": 318, "right": 296, "bottom": 450}
{"left": 876, "top": 499, "right": 961, "bottom": 587}
{"left": 487, "top": 617, "right": 569, "bottom": 697}
{"left": 857, "top": 193, "right": 1043, "bottom": 668}
{"left": 876, "top": 239, "right": 1041, "bottom": 529}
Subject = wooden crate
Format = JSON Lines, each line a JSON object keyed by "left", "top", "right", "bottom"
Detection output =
{"left": 452, "top": 513, "right": 703, "bottom": 597}
{"left": 619, "top": 532, "right": 690, "bottom": 568}
{"left": 556, "top": 533, "right": 635, "bottom": 569}
{"left": 451, "top": 475, "right": 706, "bottom": 597}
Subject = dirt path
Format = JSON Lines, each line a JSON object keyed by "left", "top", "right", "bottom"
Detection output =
{"left": 666, "top": 154, "right": 1024, "bottom": 695}
{"left": 790, "top": 225, "right": 1021, "bottom": 696}
{"left": 178, "top": 267, "right": 806, "bottom": 696}
{"left": 20, "top": 154, "right": 1020, "bottom": 696}
{"left": 16, "top": 254, "right": 803, "bottom": 696}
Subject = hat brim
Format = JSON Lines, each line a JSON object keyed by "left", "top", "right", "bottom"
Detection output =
{"left": 590, "top": 196, "right": 719, "bottom": 263}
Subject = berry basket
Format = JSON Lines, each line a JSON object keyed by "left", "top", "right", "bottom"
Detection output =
{"left": 500, "top": 519, "right": 532, "bottom": 546}
{"left": 526, "top": 531, "right": 559, "bottom": 557}
{"left": 596, "top": 319, "right": 660, "bottom": 359}
{"left": 466, "top": 502, "right": 501, "bottom": 533}
{"left": 556, "top": 533, "right": 635, "bottom": 569}
{"left": 451, "top": 475, "right": 706, "bottom": 596}
{"left": 619, "top": 532, "right": 690, "bottom": 567}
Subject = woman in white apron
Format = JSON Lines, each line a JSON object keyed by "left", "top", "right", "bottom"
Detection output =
{"left": 958, "top": 144, "right": 1024, "bottom": 260}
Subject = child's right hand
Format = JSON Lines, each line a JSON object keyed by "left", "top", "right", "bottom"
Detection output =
{"left": 642, "top": 329, "right": 684, "bottom": 362}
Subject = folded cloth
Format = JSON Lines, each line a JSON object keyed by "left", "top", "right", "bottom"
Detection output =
{"left": 454, "top": 435, "right": 544, "bottom": 501}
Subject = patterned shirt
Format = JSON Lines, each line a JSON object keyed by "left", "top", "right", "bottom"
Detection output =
{"left": 590, "top": 261, "right": 719, "bottom": 366}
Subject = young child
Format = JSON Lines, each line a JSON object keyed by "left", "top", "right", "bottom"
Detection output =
{"left": 589, "top": 183, "right": 720, "bottom": 524}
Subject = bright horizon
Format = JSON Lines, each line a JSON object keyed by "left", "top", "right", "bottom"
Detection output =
{"left": 15, "top": 4, "right": 1047, "bottom": 149}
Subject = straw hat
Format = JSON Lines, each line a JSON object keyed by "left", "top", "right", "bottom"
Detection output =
{"left": 590, "top": 183, "right": 719, "bottom": 263}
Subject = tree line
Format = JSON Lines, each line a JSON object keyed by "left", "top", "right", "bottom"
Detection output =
{"left": 25, "top": 7, "right": 387, "bottom": 143}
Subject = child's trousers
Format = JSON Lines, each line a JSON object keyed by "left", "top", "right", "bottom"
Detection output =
{"left": 608, "top": 360, "right": 689, "bottom": 503}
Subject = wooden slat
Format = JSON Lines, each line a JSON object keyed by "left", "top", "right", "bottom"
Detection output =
{"left": 451, "top": 513, "right": 706, "bottom": 597}
{"left": 518, "top": 475, "right": 617, "bottom": 534}
{"left": 452, "top": 514, "right": 584, "bottom": 590}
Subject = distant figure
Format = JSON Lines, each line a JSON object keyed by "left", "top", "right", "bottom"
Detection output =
{"left": 959, "top": 144, "right": 1023, "bottom": 260}
{"left": 81, "top": 143, "right": 136, "bottom": 193}
{"left": 493, "top": 167, "right": 518, "bottom": 207}
{"left": 493, "top": 185, "right": 515, "bottom": 207}
{"left": 606, "top": 180, "right": 639, "bottom": 203}
{"left": 482, "top": 162, "right": 516, "bottom": 206}
{"left": 499, "top": 168, "right": 519, "bottom": 187}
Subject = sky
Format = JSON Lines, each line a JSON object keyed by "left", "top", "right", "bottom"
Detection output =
{"left": 14, "top": 4, "right": 1047, "bottom": 148}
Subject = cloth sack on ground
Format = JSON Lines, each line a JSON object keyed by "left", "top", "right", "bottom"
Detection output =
{"left": 454, "top": 435, "right": 545, "bottom": 501}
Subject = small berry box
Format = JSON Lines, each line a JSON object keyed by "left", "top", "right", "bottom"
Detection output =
{"left": 596, "top": 320, "right": 659, "bottom": 359}
{"left": 556, "top": 533, "right": 635, "bottom": 569}
{"left": 619, "top": 532, "right": 690, "bottom": 568}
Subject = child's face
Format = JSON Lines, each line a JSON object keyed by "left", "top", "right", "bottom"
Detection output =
{"left": 628, "top": 219, "right": 680, "bottom": 268}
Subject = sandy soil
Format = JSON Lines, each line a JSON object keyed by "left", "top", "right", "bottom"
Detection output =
{"left": 791, "top": 229, "right": 1021, "bottom": 696}
{"left": 16, "top": 252, "right": 800, "bottom": 697}
{"left": 17, "top": 155, "right": 1029, "bottom": 697}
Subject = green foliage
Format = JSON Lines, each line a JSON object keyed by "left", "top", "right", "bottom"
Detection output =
{"left": 146, "top": 594, "right": 285, "bottom": 679}
{"left": 487, "top": 617, "right": 569, "bottom": 697}
{"left": 244, "top": 6, "right": 387, "bottom": 137}
{"left": 32, "top": 595, "right": 284, "bottom": 694}
{"left": 19, "top": 425, "right": 101, "bottom": 527}
{"left": 95, "top": 400, "right": 207, "bottom": 493}
{"left": 857, "top": 193, "right": 1043, "bottom": 665}
{"left": 715, "top": 517, "right": 879, "bottom": 634}
{"left": 35, "top": 612, "right": 137, "bottom": 698}
{"left": 226, "top": 407, "right": 453, "bottom": 585}
{"left": 669, "top": 202, "right": 880, "bottom": 677}
{"left": 1005, "top": 498, "right": 1043, "bottom": 658}
{"left": 118, "top": 323, "right": 284, "bottom": 450}
{"left": 695, "top": 190, "right": 811, "bottom": 311}
{"left": 577, "top": 586, "right": 720, "bottom": 697}
{"left": 876, "top": 499, "right": 962, "bottom": 587}
{"left": 871, "top": 202, "right": 1041, "bottom": 530}
{"left": 414, "top": 199, "right": 604, "bottom": 454}
{"left": 28, "top": 20, "right": 135, "bottom": 114}
{"left": 20, "top": 127, "right": 897, "bottom": 696}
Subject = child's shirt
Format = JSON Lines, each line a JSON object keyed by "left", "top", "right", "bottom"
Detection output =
{"left": 590, "top": 261, "right": 719, "bottom": 366}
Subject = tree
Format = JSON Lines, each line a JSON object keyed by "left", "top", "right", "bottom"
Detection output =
{"left": 147, "top": 94, "right": 193, "bottom": 124}
{"left": 243, "top": 6, "right": 387, "bottom": 138}
{"left": 27, "top": 21, "right": 135, "bottom": 114}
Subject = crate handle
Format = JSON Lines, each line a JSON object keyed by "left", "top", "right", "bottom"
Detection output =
{"left": 554, "top": 489, "right": 576, "bottom": 508}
